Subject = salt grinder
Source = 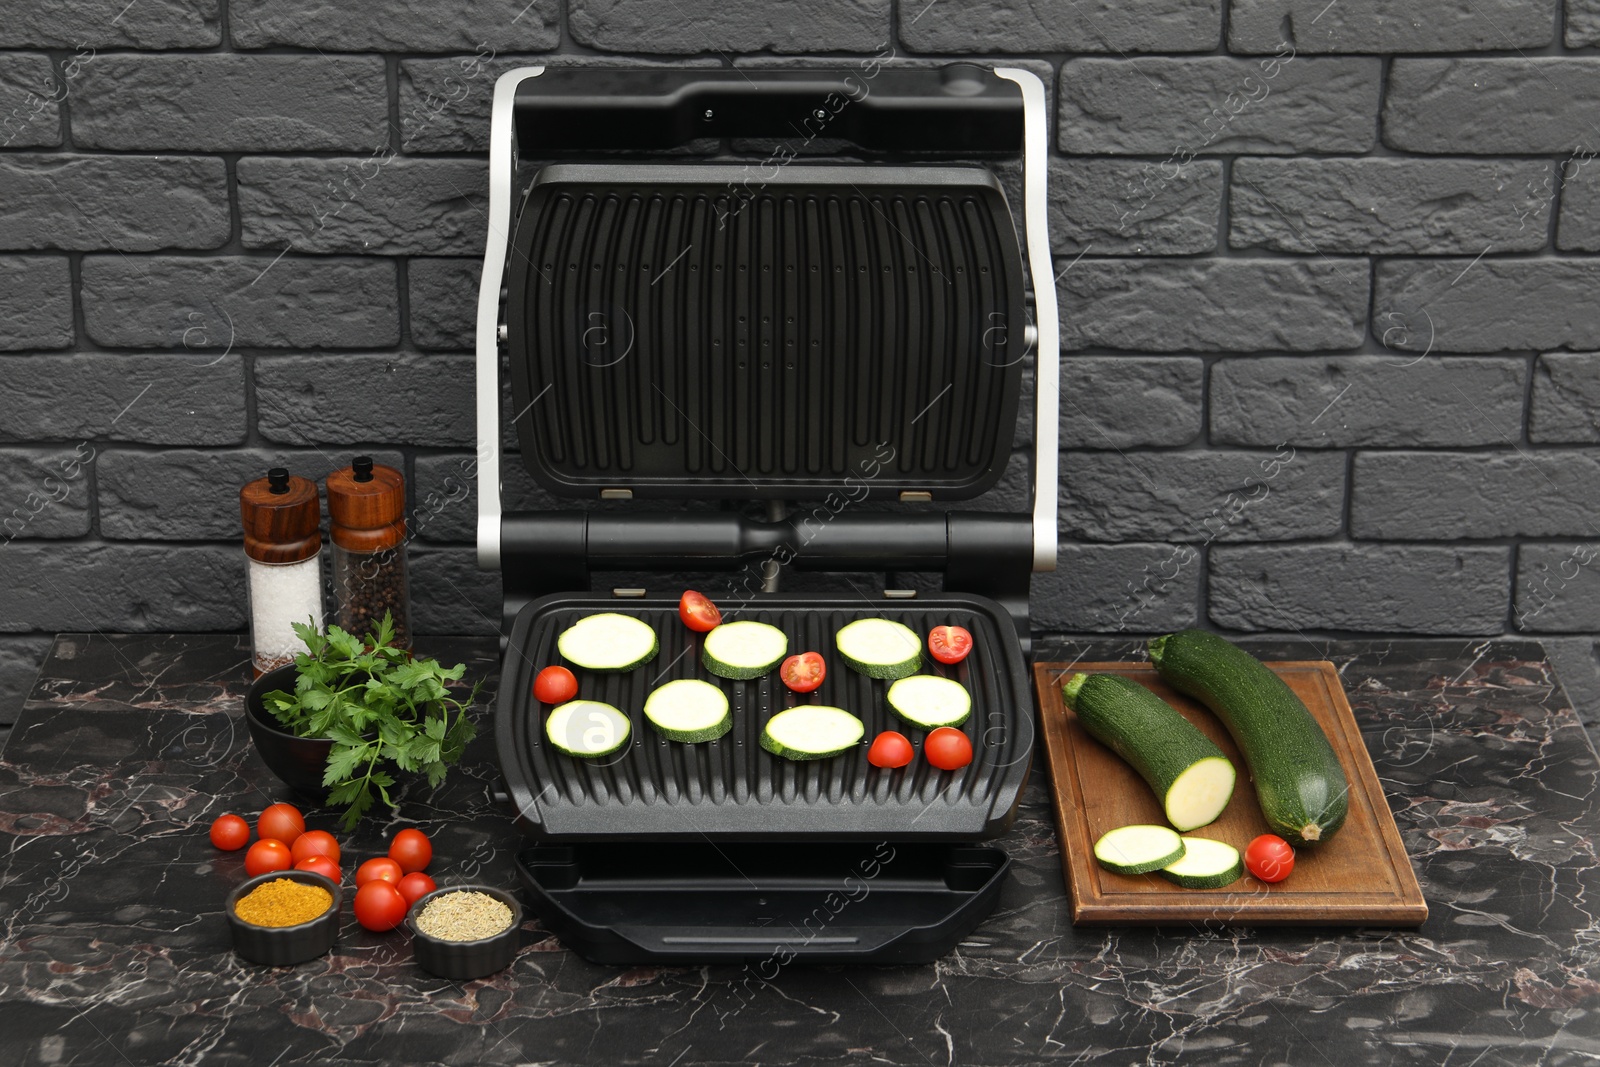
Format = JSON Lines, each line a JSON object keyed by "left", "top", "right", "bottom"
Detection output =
{"left": 326, "top": 457, "right": 412, "bottom": 649}
{"left": 240, "top": 468, "right": 324, "bottom": 676}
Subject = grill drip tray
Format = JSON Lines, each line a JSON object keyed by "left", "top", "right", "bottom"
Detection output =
{"left": 515, "top": 842, "right": 1010, "bottom": 964}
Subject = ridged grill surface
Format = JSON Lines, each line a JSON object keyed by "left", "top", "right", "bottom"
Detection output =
{"left": 504, "top": 167, "right": 1025, "bottom": 499}
{"left": 496, "top": 594, "right": 1034, "bottom": 841}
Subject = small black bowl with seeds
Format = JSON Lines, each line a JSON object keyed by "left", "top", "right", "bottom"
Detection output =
{"left": 407, "top": 884, "right": 522, "bottom": 980}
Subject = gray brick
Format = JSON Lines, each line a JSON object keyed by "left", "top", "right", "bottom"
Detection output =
{"left": 1516, "top": 544, "right": 1600, "bottom": 631}
{"left": 1572, "top": 0, "right": 1600, "bottom": 46}
{"left": 1031, "top": 542, "right": 1200, "bottom": 633}
{"left": 1230, "top": 158, "right": 1551, "bottom": 255}
{"left": 1051, "top": 159, "right": 1221, "bottom": 256}
{"left": 0, "top": 449, "right": 94, "bottom": 540}
{"left": 901, "top": 0, "right": 1219, "bottom": 53}
{"left": 0, "top": 635, "right": 53, "bottom": 726}
{"left": 411, "top": 547, "right": 500, "bottom": 636}
{"left": 0, "top": 543, "right": 244, "bottom": 633}
{"left": 1062, "top": 450, "right": 1344, "bottom": 542}
{"left": 413, "top": 453, "right": 559, "bottom": 543}
{"left": 97, "top": 448, "right": 404, "bottom": 541}
{"left": 1375, "top": 259, "right": 1600, "bottom": 353}
{"left": 1059, "top": 259, "right": 1368, "bottom": 352}
{"left": 0, "top": 54, "right": 63, "bottom": 149}
{"left": 81, "top": 256, "right": 398, "bottom": 349}
{"left": 1210, "top": 544, "right": 1510, "bottom": 633}
{"left": 1352, "top": 452, "right": 1600, "bottom": 539}
{"left": 256, "top": 354, "right": 473, "bottom": 447}
{"left": 0, "top": 256, "right": 72, "bottom": 350}
{"left": 1557, "top": 169, "right": 1600, "bottom": 251}
{"left": 1059, "top": 57, "right": 1380, "bottom": 155}
{"left": 0, "top": 155, "right": 229, "bottom": 252}
{"left": 569, "top": 0, "right": 891, "bottom": 53}
{"left": 1211, "top": 356, "right": 1526, "bottom": 448}
{"left": 1541, "top": 637, "right": 1600, "bottom": 742}
{"left": 0, "top": 2, "right": 219, "bottom": 47}
{"left": 238, "top": 158, "right": 486, "bottom": 256}
{"left": 409, "top": 258, "right": 478, "bottom": 350}
{"left": 1385, "top": 60, "right": 1600, "bottom": 154}
{"left": 73, "top": 55, "right": 388, "bottom": 152}
{"left": 1531, "top": 353, "right": 1600, "bottom": 443}
{"left": 231, "top": 0, "right": 557, "bottom": 51}
{"left": 1230, "top": 0, "right": 1554, "bottom": 53}
{"left": 0, "top": 355, "right": 245, "bottom": 445}
{"left": 1059, "top": 357, "right": 1203, "bottom": 448}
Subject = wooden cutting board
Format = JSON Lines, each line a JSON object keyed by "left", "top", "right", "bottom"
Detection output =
{"left": 1033, "top": 661, "right": 1428, "bottom": 926}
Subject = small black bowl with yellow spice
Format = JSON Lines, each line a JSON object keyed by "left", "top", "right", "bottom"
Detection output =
{"left": 226, "top": 869, "right": 341, "bottom": 966}
{"left": 407, "top": 884, "right": 521, "bottom": 980}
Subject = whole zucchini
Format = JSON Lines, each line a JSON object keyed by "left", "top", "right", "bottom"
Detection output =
{"left": 1062, "top": 673, "right": 1236, "bottom": 832}
{"left": 1148, "top": 629, "right": 1349, "bottom": 846}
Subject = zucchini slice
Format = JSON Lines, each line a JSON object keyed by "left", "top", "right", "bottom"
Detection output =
{"left": 886, "top": 675, "right": 972, "bottom": 729}
{"left": 546, "top": 700, "right": 632, "bottom": 758}
{"left": 759, "top": 706, "right": 864, "bottom": 760}
{"left": 1062, "top": 672, "right": 1235, "bottom": 832}
{"left": 702, "top": 621, "right": 788, "bottom": 680}
{"left": 1093, "top": 825, "right": 1186, "bottom": 876}
{"left": 1158, "top": 837, "right": 1244, "bottom": 890}
{"left": 557, "top": 613, "right": 659, "bottom": 673}
{"left": 643, "top": 679, "right": 731, "bottom": 743}
{"left": 836, "top": 618, "right": 922, "bottom": 680}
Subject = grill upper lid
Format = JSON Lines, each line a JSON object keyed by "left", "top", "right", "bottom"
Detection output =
{"left": 503, "top": 163, "right": 1027, "bottom": 501}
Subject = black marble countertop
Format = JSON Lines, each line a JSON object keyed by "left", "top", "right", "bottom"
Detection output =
{"left": 1, "top": 633, "right": 1598, "bottom": 1065}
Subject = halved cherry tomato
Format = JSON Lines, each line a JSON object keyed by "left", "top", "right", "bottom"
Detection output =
{"left": 867, "top": 731, "right": 914, "bottom": 769}
{"left": 244, "top": 838, "right": 292, "bottom": 877}
{"left": 355, "top": 857, "right": 404, "bottom": 887}
{"left": 679, "top": 590, "right": 722, "bottom": 632}
{"left": 256, "top": 802, "right": 305, "bottom": 845}
{"left": 294, "top": 855, "right": 342, "bottom": 883}
{"left": 290, "top": 829, "right": 340, "bottom": 867}
{"left": 533, "top": 665, "right": 578, "bottom": 705}
{"left": 780, "top": 652, "right": 826, "bottom": 693}
{"left": 924, "top": 727, "right": 973, "bottom": 771}
{"left": 397, "top": 872, "right": 437, "bottom": 907}
{"left": 353, "top": 880, "right": 408, "bottom": 932}
{"left": 928, "top": 625, "right": 973, "bottom": 665}
{"left": 1245, "top": 834, "right": 1295, "bottom": 883}
{"left": 387, "top": 828, "right": 432, "bottom": 874}
{"left": 209, "top": 814, "right": 250, "bottom": 851}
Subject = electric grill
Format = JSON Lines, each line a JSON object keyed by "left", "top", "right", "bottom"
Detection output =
{"left": 477, "top": 63, "right": 1060, "bottom": 964}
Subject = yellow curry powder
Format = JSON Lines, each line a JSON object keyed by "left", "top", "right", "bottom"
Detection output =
{"left": 235, "top": 878, "right": 332, "bottom": 927}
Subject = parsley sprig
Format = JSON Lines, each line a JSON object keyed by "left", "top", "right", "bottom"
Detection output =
{"left": 262, "top": 613, "right": 480, "bottom": 831}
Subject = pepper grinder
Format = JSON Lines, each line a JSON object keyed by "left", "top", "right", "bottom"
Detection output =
{"left": 326, "top": 457, "right": 411, "bottom": 649}
{"left": 240, "top": 468, "right": 324, "bottom": 676}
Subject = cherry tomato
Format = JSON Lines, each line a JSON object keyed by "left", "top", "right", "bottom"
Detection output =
{"left": 290, "top": 830, "right": 341, "bottom": 867}
{"left": 244, "top": 838, "right": 292, "bottom": 877}
{"left": 924, "top": 727, "right": 973, "bottom": 771}
{"left": 353, "top": 880, "right": 409, "bottom": 932}
{"left": 387, "top": 828, "right": 433, "bottom": 874}
{"left": 928, "top": 625, "right": 973, "bottom": 665}
{"left": 294, "top": 855, "right": 342, "bottom": 882}
{"left": 397, "top": 872, "right": 438, "bottom": 907}
{"left": 355, "top": 857, "right": 404, "bottom": 887}
{"left": 678, "top": 590, "right": 722, "bottom": 632}
{"left": 209, "top": 814, "right": 250, "bottom": 851}
{"left": 779, "top": 652, "right": 826, "bottom": 693}
{"left": 867, "top": 731, "right": 914, "bottom": 769}
{"left": 533, "top": 665, "right": 578, "bottom": 705}
{"left": 1245, "top": 834, "right": 1295, "bottom": 883}
{"left": 256, "top": 802, "right": 305, "bottom": 845}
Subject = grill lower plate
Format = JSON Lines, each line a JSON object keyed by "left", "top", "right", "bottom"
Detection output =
{"left": 496, "top": 592, "right": 1034, "bottom": 841}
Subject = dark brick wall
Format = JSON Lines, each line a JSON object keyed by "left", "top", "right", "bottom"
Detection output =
{"left": 2, "top": 0, "right": 1599, "bottom": 730}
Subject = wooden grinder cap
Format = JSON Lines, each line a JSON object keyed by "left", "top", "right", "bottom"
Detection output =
{"left": 326, "top": 457, "right": 406, "bottom": 553}
{"left": 240, "top": 469, "right": 321, "bottom": 564}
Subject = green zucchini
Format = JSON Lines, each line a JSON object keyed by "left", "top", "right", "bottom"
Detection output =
{"left": 1148, "top": 629, "right": 1349, "bottom": 847}
{"left": 1159, "top": 837, "right": 1244, "bottom": 889}
{"left": 702, "top": 621, "right": 788, "bottom": 680}
{"left": 1093, "top": 825, "right": 1186, "bottom": 875}
{"left": 1062, "top": 673, "right": 1236, "bottom": 832}
{"left": 835, "top": 619, "right": 922, "bottom": 680}
{"left": 759, "top": 706, "right": 864, "bottom": 760}
{"left": 643, "top": 679, "right": 731, "bottom": 743}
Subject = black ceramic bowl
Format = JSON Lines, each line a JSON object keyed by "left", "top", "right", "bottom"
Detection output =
{"left": 245, "top": 664, "right": 333, "bottom": 796}
{"left": 407, "top": 884, "right": 522, "bottom": 981}
{"left": 226, "top": 869, "right": 341, "bottom": 966}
